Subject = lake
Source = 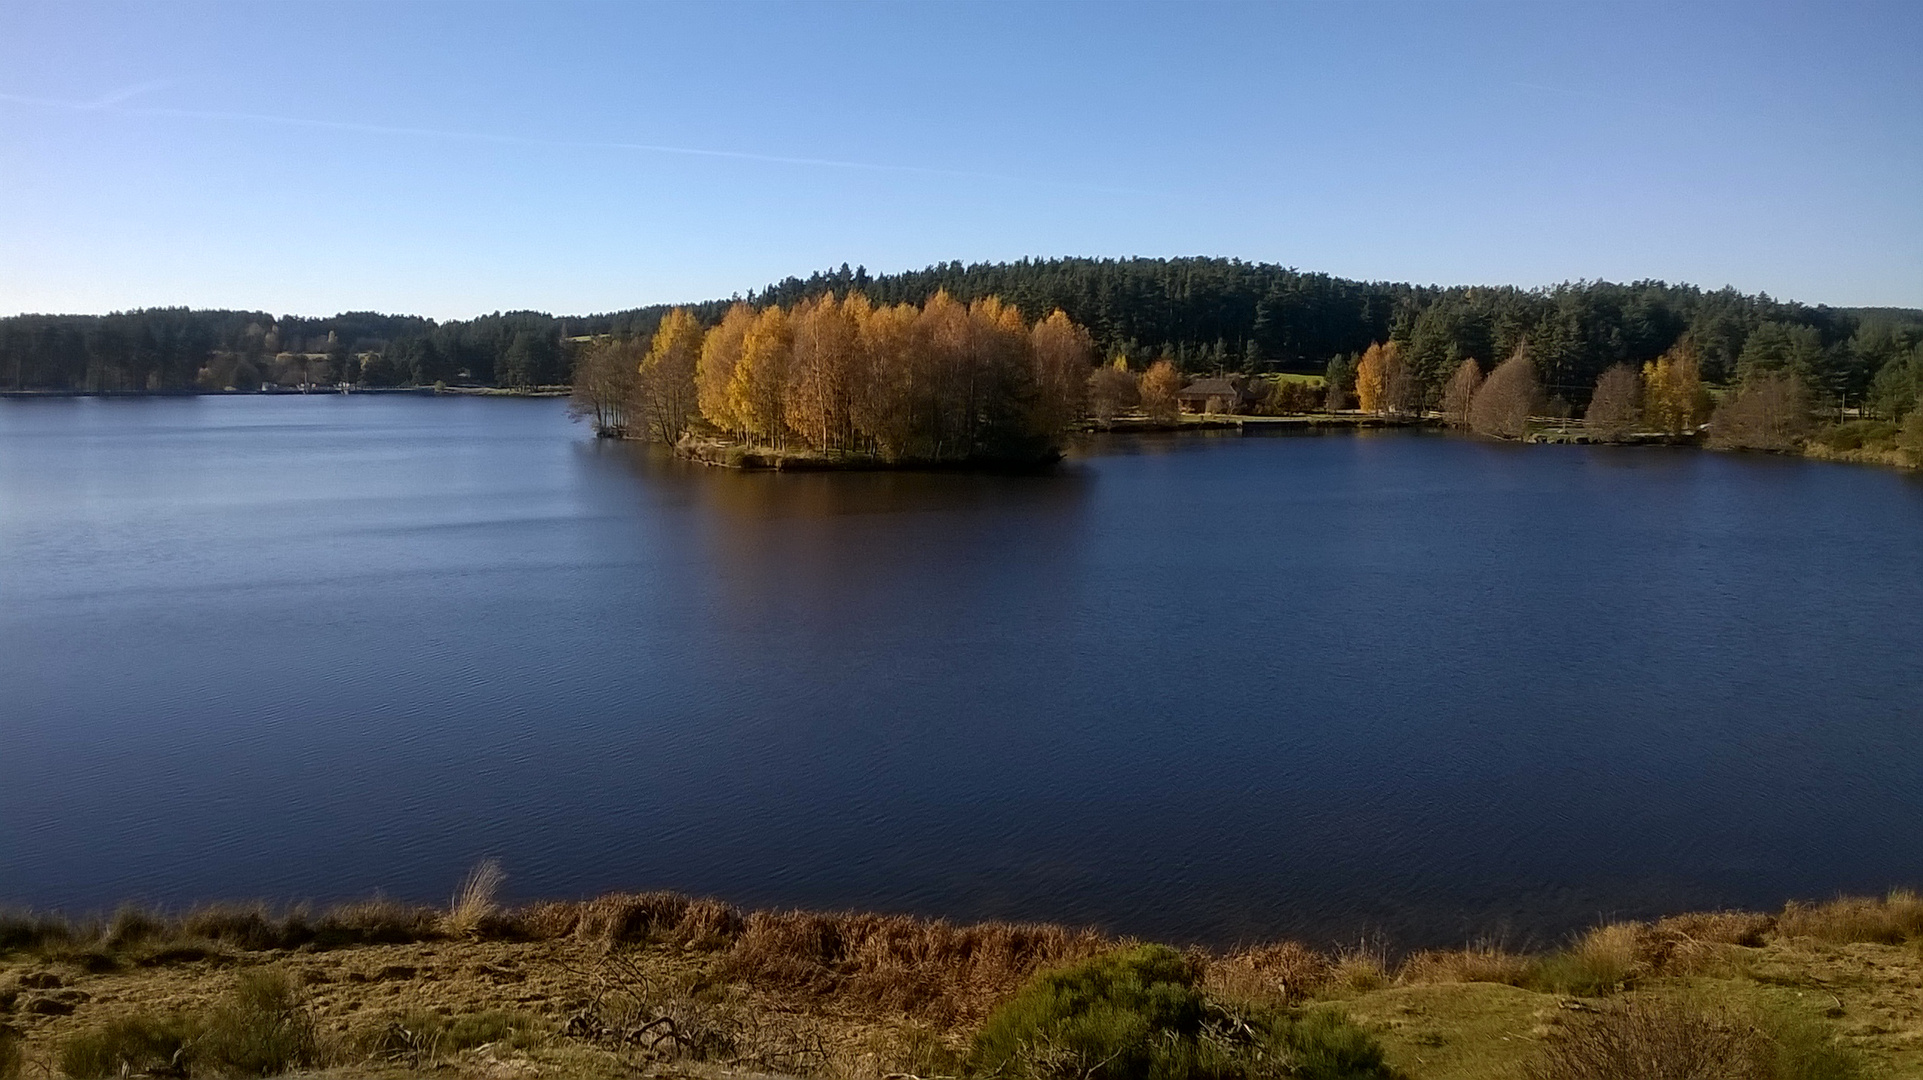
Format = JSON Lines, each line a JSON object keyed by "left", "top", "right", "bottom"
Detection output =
{"left": 3, "top": 395, "right": 1921, "bottom": 949}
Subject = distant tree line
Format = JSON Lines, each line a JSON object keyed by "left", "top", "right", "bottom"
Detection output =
{"left": 5, "top": 258, "right": 1921, "bottom": 433}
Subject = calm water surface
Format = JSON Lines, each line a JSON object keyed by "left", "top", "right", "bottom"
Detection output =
{"left": 3, "top": 395, "right": 1921, "bottom": 947}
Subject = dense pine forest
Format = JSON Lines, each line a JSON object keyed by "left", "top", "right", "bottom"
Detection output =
{"left": 5, "top": 257, "right": 1922, "bottom": 422}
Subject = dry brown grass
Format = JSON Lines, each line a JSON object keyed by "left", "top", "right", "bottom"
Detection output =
{"left": 1523, "top": 997, "right": 1771, "bottom": 1080}
{"left": 1325, "top": 946, "right": 1393, "bottom": 995}
{"left": 1536, "top": 923, "right": 1643, "bottom": 996}
{"left": 1398, "top": 945, "right": 1538, "bottom": 987}
{"left": 717, "top": 910, "right": 1113, "bottom": 1023}
{"left": 1776, "top": 890, "right": 1923, "bottom": 945}
{"left": 526, "top": 891, "right": 747, "bottom": 947}
{"left": 444, "top": 859, "right": 506, "bottom": 937}
{"left": 1635, "top": 911, "right": 1775, "bottom": 976}
{"left": 1204, "top": 940, "right": 1332, "bottom": 1003}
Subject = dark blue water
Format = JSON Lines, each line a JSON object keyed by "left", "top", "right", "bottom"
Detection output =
{"left": 3, "top": 396, "right": 1921, "bottom": 948}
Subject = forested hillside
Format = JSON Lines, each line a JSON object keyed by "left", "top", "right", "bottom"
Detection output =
{"left": 5, "top": 257, "right": 1920, "bottom": 418}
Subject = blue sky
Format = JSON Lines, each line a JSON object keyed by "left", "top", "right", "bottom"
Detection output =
{"left": 1, "top": 1, "right": 1918, "bottom": 319}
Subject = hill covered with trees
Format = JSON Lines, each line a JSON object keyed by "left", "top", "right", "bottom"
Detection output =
{"left": 4, "top": 257, "right": 1921, "bottom": 423}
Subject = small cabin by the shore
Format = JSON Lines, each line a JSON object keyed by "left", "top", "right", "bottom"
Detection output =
{"left": 1176, "top": 376, "right": 1259, "bottom": 415}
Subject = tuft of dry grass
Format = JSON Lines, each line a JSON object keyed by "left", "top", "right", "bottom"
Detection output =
{"left": 1777, "top": 890, "right": 1923, "bottom": 945}
{"left": 1524, "top": 997, "right": 1768, "bottom": 1080}
{"left": 1325, "top": 945, "right": 1393, "bottom": 995}
{"left": 1205, "top": 940, "right": 1333, "bottom": 1003}
{"left": 444, "top": 859, "right": 507, "bottom": 937}
{"left": 1398, "top": 945, "right": 1538, "bottom": 987}
{"left": 1535, "top": 923, "right": 1641, "bottom": 996}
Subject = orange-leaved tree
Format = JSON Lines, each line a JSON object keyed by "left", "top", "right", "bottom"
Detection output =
{"left": 1139, "top": 358, "right": 1183, "bottom": 423}
{"left": 1642, "top": 343, "right": 1710, "bottom": 435}
{"left": 638, "top": 308, "right": 703, "bottom": 443}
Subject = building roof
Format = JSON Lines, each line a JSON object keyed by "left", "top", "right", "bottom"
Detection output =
{"left": 1176, "top": 377, "right": 1254, "bottom": 400}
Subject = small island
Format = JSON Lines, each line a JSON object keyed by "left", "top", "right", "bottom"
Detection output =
{"left": 570, "top": 292, "right": 1094, "bottom": 469}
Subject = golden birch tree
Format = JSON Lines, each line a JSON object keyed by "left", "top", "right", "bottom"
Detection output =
{"left": 728, "top": 305, "right": 794, "bottom": 447}
{"left": 638, "top": 308, "right": 703, "bottom": 442}
{"left": 1642, "top": 343, "right": 1710, "bottom": 435}
{"left": 1354, "top": 341, "right": 1409, "bottom": 415}
{"left": 697, "top": 303, "right": 753, "bottom": 437}
{"left": 1030, "top": 310, "right": 1094, "bottom": 437}
{"left": 787, "top": 293, "right": 861, "bottom": 452}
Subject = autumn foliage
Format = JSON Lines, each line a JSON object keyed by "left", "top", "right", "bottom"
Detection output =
{"left": 1641, "top": 344, "right": 1711, "bottom": 434}
{"left": 1470, "top": 346, "right": 1541, "bottom": 439}
{"left": 1441, "top": 358, "right": 1483, "bottom": 429}
{"left": 1584, "top": 364, "right": 1643, "bottom": 442}
{"left": 591, "top": 292, "right": 1100, "bottom": 463}
{"left": 1354, "top": 341, "right": 1412, "bottom": 415}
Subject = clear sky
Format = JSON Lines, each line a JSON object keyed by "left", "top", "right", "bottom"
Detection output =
{"left": 1, "top": 1, "right": 1918, "bottom": 319}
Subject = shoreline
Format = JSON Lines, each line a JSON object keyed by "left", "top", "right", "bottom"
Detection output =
{"left": 4, "top": 391, "right": 1915, "bottom": 472}
{"left": 4, "top": 887, "right": 1921, "bottom": 1079}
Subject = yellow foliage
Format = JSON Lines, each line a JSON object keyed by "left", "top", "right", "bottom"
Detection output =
{"left": 638, "top": 308, "right": 704, "bottom": 441}
{"left": 697, "top": 303, "right": 754, "bottom": 436}
{"left": 1139, "top": 358, "right": 1183, "bottom": 422}
{"left": 729, "top": 306, "right": 794, "bottom": 447}
{"left": 1354, "top": 341, "right": 1406, "bottom": 415}
{"left": 1643, "top": 343, "right": 1709, "bottom": 434}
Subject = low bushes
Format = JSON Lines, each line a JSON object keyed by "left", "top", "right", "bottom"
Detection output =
{"left": 58, "top": 969, "right": 323, "bottom": 1079}
{"left": 59, "top": 1013, "right": 197, "bottom": 1079}
{"left": 1524, "top": 996, "right": 1860, "bottom": 1080}
{"left": 362, "top": 1008, "right": 545, "bottom": 1065}
{"left": 969, "top": 945, "right": 1392, "bottom": 1080}
{"left": 1811, "top": 420, "right": 1899, "bottom": 453}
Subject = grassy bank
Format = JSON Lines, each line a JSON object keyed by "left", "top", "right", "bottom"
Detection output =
{"left": 5, "top": 882, "right": 1921, "bottom": 1079}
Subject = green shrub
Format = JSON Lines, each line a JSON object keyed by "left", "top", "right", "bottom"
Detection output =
{"left": 197, "top": 968, "right": 324, "bottom": 1076}
{"left": 1813, "top": 420, "right": 1899, "bottom": 453}
{"left": 969, "top": 945, "right": 1391, "bottom": 1080}
{"left": 1902, "top": 408, "right": 1923, "bottom": 461}
{"left": 59, "top": 1014, "right": 197, "bottom": 1079}
{"left": 971, "top": 945, "right": 1207, "bottom": 1080}
{"left": 1285, "top": 1011, "right": 1394, "bottom": 1080}
{"left": 1754, "top": 1001, "right": 1864, "bottom": 1080}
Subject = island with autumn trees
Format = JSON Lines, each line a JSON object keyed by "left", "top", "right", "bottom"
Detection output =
{"left": 568, "top": 292, "right": 1098, "bottom": 467}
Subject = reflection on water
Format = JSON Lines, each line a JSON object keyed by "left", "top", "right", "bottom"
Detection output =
{"left": 3, "top": 396, "right": 1922, "bottom": 948}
